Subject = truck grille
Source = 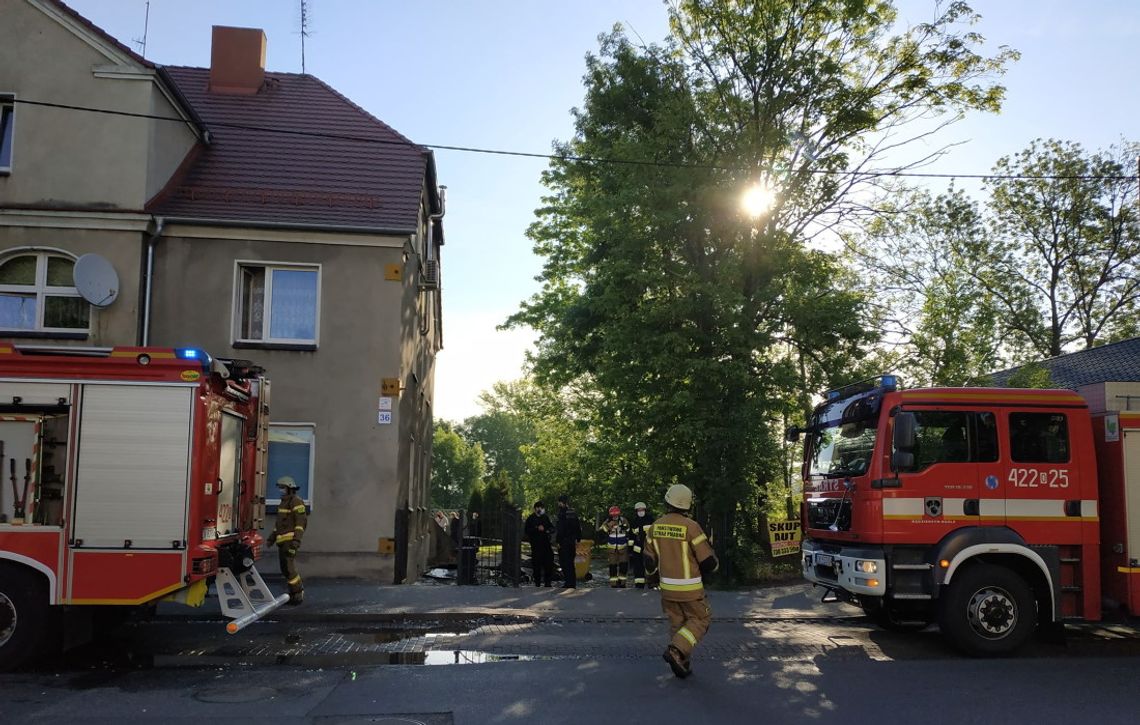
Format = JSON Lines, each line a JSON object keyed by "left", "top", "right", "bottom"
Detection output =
{"left": 807, "top": 498, "right": 851, "bottom": 531}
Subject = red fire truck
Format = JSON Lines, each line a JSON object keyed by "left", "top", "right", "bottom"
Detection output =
{"left": 794, "top": 375, "right": 1140, "bottom": 655}
{"left": 0, "top": 345, "right": 287, "bottom": 670}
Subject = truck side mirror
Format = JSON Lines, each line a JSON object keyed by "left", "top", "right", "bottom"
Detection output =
{"left": 891, "top": 450, "right": 915, "bottom": 472}
{"left": 893, "top": 412, "right": 916, "bottom": 451}
{"left": 785, "top": 426, "right": 801, "bottom": 443}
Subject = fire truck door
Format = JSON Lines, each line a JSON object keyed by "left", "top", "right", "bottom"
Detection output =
{"left": 216, "top": 412, "right": 243, "bottom": 538}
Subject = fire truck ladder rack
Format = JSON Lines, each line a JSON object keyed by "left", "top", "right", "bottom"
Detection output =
{"left": 216, "top": 566, "right": 290, "bottom": 634}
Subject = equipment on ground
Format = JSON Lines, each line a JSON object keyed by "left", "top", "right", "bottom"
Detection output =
{"left": 0, "top": 346, "right": 285, "bottom": 670}
{"left": 796, "top": 375, "right": 1140, "bottom": 655}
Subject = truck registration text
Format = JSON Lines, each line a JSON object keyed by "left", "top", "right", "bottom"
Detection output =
{"left": 1008, "top": 468, "right": 1069, "bottom": 488}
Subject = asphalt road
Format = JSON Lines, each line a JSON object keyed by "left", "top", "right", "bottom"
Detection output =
{"left": 4, "top": 603, "right": 1140, "bottom": 724}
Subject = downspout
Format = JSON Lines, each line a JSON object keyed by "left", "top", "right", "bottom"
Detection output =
{"left": 426, "top": 185, "right": 446, "bottom": 262}
{"left": 140, "top": 216, "right": 165, "bottom": 346}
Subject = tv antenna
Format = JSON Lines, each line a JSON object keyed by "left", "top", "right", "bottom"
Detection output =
{"left": 132, "top": 1, "right": 151, "bottom": 58}
{"left": 299, "top": 0, "right": 313, "bottom": 74}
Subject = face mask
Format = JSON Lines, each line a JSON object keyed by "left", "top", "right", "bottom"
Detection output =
{"left": 537, "top": 508, "right": 545, "bottom": 515}
{"left": 636, "top": 510, "right": 645, "bottom": 517}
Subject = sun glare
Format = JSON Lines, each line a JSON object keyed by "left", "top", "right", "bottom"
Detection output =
{"left": 741, "top": 183, "right": 775, "bottom": 217}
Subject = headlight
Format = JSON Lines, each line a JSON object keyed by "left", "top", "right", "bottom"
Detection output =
{"left": 855, "top": 560, "right": 878, "bottom": 573}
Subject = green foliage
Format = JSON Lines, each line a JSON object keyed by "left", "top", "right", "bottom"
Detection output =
{"left": 1005, "top": 361, "right": 1055, "bottom": 389}
{"left": 459, "top": 385, "right": 537, "bottom": 506}
{"left": 466, "top": 485, "right": 484, "bottom": 518}
{"left": 430, "top": 421, "right": 485, "bottom": 510}
{"left": 506, "top": 0, "right": 1013, "bottom": 581}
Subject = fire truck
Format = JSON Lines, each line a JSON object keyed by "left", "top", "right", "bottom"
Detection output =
{"left": 793, "top": 375, "right": 1140, "bottom": 655}
{"left": 0, "top": 345, "right": 288, "bottom": 670}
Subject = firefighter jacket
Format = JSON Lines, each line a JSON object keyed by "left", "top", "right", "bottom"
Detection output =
{"left": 274, "top": 493, "right": 308, "bottom": 545}
{"left": 599, "top": 516, "right": 630, "bottom": 550}
{"left": 628, "top": 512, "right": 654, "bottom": 555}
{"left": 644, "top": 512, "right": 717, "bottom": 601}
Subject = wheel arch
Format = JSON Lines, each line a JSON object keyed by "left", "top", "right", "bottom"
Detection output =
{"left": 0, "top": 554, "right": 57, "bottom": 602}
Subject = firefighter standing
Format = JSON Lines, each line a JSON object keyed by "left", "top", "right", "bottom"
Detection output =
{"left": 269, "top": 476, "right": 307, "bottom": 605}
{"left": 628, "top": 501, "right": 654, "bottom": 589}
{"left": 644, "top": 484, "right": 718, "bottom": 678}
{"left": 599, "top": 505, "right": 631, "bottom": 588}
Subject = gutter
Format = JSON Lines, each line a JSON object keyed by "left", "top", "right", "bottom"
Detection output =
{"left": 158, "top": 215, "right": 416, "bottom": 237}
{"left": 140, "top": 216, "right": 165, "bottom": 345}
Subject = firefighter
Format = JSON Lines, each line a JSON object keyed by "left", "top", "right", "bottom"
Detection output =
{"left": 628, "top": 501, "right": 654, "bottom": 589}
{"left": 599, "top": 505, "right": 630, "bottom": 588}
{"left": 269, "top": 476, "right": 307, "bottom": 605}
{"left": 643, "top": 484, "right": 718, "bottom": 678}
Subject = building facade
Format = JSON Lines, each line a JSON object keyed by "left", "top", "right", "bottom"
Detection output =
{"left": 0, "top": 0, "right": 442, "bottom": 581}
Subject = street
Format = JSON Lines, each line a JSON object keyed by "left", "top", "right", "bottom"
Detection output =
{"left": 3, "top": 581, "right": 1140, "bottom": 724}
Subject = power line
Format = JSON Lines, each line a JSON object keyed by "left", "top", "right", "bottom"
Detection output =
{"left": 11, "top": 98, "right": 1138, "bottom": 182}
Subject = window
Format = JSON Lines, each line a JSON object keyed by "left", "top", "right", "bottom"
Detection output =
{"left": 1009, "top": 412, "right": 1069, "bottom": 463}
{"left": 0, "top": 252, "right": 89, "bottom": 333}
{"left": 266, "top": 423, "right": 315, "bottom": 507}
{"left": 235, "top": 263, "right": 319, "bottom": 345}
{"left": 899, "top": 411, "right": 998, "bottom": 471}
{"left": 0, "top": 95, "right": 13, "bottom": 172}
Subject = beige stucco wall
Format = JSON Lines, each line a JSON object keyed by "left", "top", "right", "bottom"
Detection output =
{"left": 148, "top": 230, "right": 435, "bottom": 580}
{"left": 0, "top": 219, "right": 144, "bottom": 345}
{"left": 0, "top": 0, "right": 196, "bottom": 209}
{"left": 1106, "top": 383, "right": 1140, "bottom": 413}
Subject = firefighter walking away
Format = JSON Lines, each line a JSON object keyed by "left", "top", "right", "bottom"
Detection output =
{"left": 270, "top": 476, "right": 307, "bottom": 605}
{"left": 644, "top": 484, "right": 717, "bottom": 678}
{"left": 628, "top": 501, "right": 654, "bottom": 588}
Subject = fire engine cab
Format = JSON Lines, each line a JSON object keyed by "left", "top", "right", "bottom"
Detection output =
{"left": 794, "top": 375, "right": 1140, "bottom": 655}
{"left": 0, "top": 345, "right": 287, "bottom": 670}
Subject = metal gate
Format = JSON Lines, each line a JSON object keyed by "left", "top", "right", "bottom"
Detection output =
{"left": 457, "top": 501, "right": 521, "bottom": 586}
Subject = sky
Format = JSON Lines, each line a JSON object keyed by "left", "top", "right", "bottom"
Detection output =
{"left": 61, "top": 1, "right": 1140, "bottom": 421}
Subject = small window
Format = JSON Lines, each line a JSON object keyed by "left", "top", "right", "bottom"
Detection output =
{"left": 267, "top": 423, "right": 315, "bottom": 508}
{"left": 0, "top": 95, "right": 13, "bottom": 172}
{"left": 235, "top": 263, "right": 319, "bottom": 344}
{"left": 900, "top": 411, "right": 998, "bottom": 471}
{"left": 0, "top": 252, "right": 89, "bottom": 333}
{"left": 1009, "top": 412, "right": 1070, "bottom": 463}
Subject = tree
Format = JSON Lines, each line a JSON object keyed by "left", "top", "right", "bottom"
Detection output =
{"left": 459, "top": 383, "right": 538, "bottom": 506}
{"left": 508, "top": 0, "right": 1015, "bottom": 578}
{"left": 981, "top": 139, "right": 1140, "bottom": 357}
{"left": 429, "top": 421, "right": 485, "bottom": 510}
{"left": 849, "top": 187, "right": 1006, "bottom": 386}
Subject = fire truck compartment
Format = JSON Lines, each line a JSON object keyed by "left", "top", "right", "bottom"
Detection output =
{"left": 72, "top": 384, "right": 192, "bottom": 549}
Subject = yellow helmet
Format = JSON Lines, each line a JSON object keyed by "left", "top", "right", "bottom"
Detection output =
{"left": 277, "top": 475, "right": 299, "bottom": 490}
{"left": 665, "top": 484, "right": 692, "bottom": 510}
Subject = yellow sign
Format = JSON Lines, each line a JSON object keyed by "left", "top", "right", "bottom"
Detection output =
{"left": 180, "top": 370, "right": 201, "bottom": 382}
{"left": 768, "top": 520, "right": 801, "bottom": 558}
{"left": 652, "top": 524, "right": 687, "bottom": 540}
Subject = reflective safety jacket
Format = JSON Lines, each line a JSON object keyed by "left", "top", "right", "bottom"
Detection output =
{"left": 644, "top": 512, "right": 717, "bottom": 601}
{"left": 599, "top": 516, "right": 630, "bottom": 550}
{"left": 628, "top": 512, "right": 654, "bottom": 555}
{"left": 274, "top": 493, "right": 308, "bottom": 545}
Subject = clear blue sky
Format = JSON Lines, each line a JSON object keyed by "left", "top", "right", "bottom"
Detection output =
{"left": 64, "top": 1, "right": 1139, "bottom": 420}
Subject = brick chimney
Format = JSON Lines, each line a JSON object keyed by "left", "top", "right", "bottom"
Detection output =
{"left": 209, "top": 26, "right": 266, "bottom": 95}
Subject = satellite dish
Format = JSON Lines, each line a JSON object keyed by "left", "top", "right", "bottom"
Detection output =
{"left": 73, "top": 254, "right": 120, "bottom": 308}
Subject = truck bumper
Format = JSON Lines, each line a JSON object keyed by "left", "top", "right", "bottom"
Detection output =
{"left": 801, "top": 538, "right": 887, "bottom": 598}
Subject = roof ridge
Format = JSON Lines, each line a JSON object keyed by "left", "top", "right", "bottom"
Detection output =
{"left": 45, "top": 0, "right": 154, "bottom": 69}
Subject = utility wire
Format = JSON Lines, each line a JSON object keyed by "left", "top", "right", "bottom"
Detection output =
{"left": 11, "top": 98, "right": 1139, "bottom": 182}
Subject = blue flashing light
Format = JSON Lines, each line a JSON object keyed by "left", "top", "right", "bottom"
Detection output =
{"left": 176, "top": 348, "right": 200, "bottom": 359}
{"left": 827, "top": 390, "right": 841, "bottom": 400}
{"left": 881, "top": 374, "right": 898, "bottom": 390}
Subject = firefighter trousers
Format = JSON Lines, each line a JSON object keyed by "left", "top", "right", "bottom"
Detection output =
{"left": 607, "top": 546, "right": 629, "bottom": 586}
{"left": 662, "top": 595, "right": 711, "bottom": 658}
{"left": 278, "top": 543, "right": 304, "bottom": 601}
{"left": 630, "top": 550, "right": 646, "bottom": 588}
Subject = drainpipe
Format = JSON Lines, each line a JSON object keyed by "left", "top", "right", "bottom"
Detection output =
{"left": 140, "top": 216, "right": 165, "bottom": 346}
{"left": 426, "top": 185, "right": 446, "bottom": 261}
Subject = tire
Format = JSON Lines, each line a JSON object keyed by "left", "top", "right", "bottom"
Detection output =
{"left": 0, "top": 565, "right": 51, "bottom": 672}
{"left": 860, "top": 598, "right": 932, "bottom": 632}
{"left": 938, "top": 563, "right": 1037, "bottom": 656}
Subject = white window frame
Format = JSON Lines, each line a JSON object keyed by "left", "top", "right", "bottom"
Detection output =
{"left": 265, "top": 422, "right": 316, "bottom": 509}
{"left": 0, "top": 249, "right": 89, "bottom": 334}
{"left": 231, "top": 260, "right": 321, "bottom": 346}
{"left": 0, "top": 93, "right": 13, "bottom": 174}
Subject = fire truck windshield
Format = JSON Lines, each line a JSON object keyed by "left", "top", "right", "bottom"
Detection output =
{"left": 807, "top": 394, "right": 881, "bottom": 478}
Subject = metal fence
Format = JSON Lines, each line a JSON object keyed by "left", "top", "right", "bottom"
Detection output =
{"left": 457, "top": 502, "right": 521, "bottom": 586}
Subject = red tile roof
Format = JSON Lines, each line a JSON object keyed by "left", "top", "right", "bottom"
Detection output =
{"left": 150, "top": 67, "right": 430, "bottom": 232}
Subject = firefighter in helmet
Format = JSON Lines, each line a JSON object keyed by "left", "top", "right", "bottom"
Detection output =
{"left": 644, "top": 484, "right": 718, "bottom": 678}
{"left": 269, "top": 476, "right": 307, "bottom": 605}
{"left": 599, "top": 505, "right": 631, "bottom": 587}
{"left": 628, "top": 501, "right": 654, "bottom": 589}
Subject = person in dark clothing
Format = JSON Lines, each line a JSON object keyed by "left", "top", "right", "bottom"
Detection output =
{"left": 466, "top": 511, "right": 482, "bottom": 540}
{"left": 449, "top": 512, "right": 462, "bottom": 549}
{"left": 554, "top": 494, "right": 583, "bottom": 588}
{"left": 628, "top": 501, "right": 654, "bottom": 589}
{"left": 524, "top": 500, "right": 555, "bottom": 587}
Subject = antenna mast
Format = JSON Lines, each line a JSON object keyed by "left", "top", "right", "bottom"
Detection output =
{"left": 299, "top": 0, "right": 312, "bottom": 74}
{"left": 132, "top": 1, "right": 151, "bottom": 58}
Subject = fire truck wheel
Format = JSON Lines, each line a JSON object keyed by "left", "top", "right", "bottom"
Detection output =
{"left": 0, "top": 565, "right": 50, "bottom": 672}
{"left": 938, "top": 563, "right": 1037, "bottom": 656}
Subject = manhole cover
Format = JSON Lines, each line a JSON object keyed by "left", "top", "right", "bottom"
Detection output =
{"left": 193, "top": 686, "right": 279, "bottom": 703}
